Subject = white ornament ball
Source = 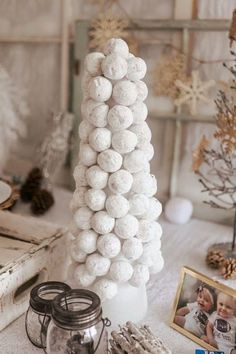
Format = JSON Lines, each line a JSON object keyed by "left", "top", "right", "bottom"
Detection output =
{"left": 70, "top": 187, "right": 87, "bottom": 212}
{"left": 84, "top": 52, "right": 105, "bottom": 76}
{"left": 129, "top": 264, "right": 150, "bottom": 287}
{"left": 91, "top": 211, "right": 115, "bottom": 234}
{"left": 74, "top": 206, "right": 93, "bottom": 230}
{"left": 85, "top": 189, "right": 106, "bottom": 211}
{"left": 70, "top": 241, "right": 87, "bottom": 263}
{"left": 86, "top": 165, "right": 109, "bottom": 190}
{"left": 129, "top": 122, "right": 152, "bottom": 148}
{"left": 74, "top": 264, "right": 96, "bottom": 287}
{"left": 89, "top": 128, "right": 112, "bottom": 152}
{"left": 93, "top": 278, "right": 118, "bottom": 301}
{"left": 123, "top": 149, "right": 147, "bottom": 173}
{"left": 165, "top": 197, "right": 193, "bottom": 224}
{"left": 86, "top": 253, "right": 111, "bottom": 276}
{"left": 104, "top": 38, "right": 129, "bottom": 58}
{"left": 135, "top": 80, "right": 148, "bottom": 101}
{"left": 129, "top": 194, "right": 149, "bottom": 217}
{"left": 126, "top": 57, "right": 147, "bottom": 81}
{"left": 97, "top": 149, "right": 123, "bottom": 173}
{"left": 112, "top": 130, "right": 137, "bottom": 154}
{"left": 143, "top": 197, "right": 162, "bottom": 220}
{"left": 109, "top": 261, "right": 133, "bottom": 282}
{"left": 102, "top": 53, "right": 127, "bottom": 80}
{"left": 107, "top": 105, "right": 133, "bottom": 131}
{"left": 105, "top": 195, "right": 129, "bottom": 218}
{"left": 112, "top": 80, "right": 137, "bottom": 106}
{"left": 122, "top": 237, "right": 143, "bottom": 261}
{"left": 86, "top": 100, "right": 109, "bottom": 128}
{"left": 108, "top": 169, "right": 133, "bottom": 194}
{"left": 79, "top": 144, "right": 97, "bottom": 167}
{"left": 137, "top": 220, "right": 162, "bottom": 242}
{"left": 73, "top": 165, "right": 88, "bottom": 187}
{"left": 129, "top": 102, "right": 148, "bottom": 124}
{"left": 132, "top": 172, "right": 157, "bottom": 197}
{"left": 89, "top": 76, "right": 112, "bottom": 102}
{"left": 114, "top": 214, "right": 139, "bottom": 239}
{"left": 76, "top": 229, "right": 98, "bottom": 254}
{"left": 149, "top": 252, "right": 164, "bottom": 274}
{"left": 97, "top": 233, "right": 121, "bottom": 258}
{"left": 78, "top": 120, "right": 94, "bottom": 143}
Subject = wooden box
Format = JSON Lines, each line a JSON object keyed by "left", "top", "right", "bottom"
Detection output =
{"left": 0, "top": 211, "right": 69, "bottom": 331}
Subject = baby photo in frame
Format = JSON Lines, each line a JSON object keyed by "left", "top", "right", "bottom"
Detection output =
{"left": 170, "top": 266, "right": 236, "bottom": 353}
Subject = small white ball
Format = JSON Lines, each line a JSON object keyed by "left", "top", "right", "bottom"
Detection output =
{"left": 82, "top": 99, "right": 100, "bottom": 118}
{"left": 97, "top": 149, "right": 123, "bottom": 173}
{"left": 140, "top": 143, "right": 154, "bottom": 161}
{"left": 74, "top": 264, "right": 96, "bottom": 287}
{"left": 135, "top": 80, "right": 148, "bottom": 101}
{"left": 129, "top": 122, "right": 152, "bottom": 148}
{"left": 86, "top": 253, "right": 111, "bottom": 276}
{"left": 85, "top": 189, "right": 106, "bottom": 211}
{"left": 143, "top": 197, "right": 162, "bottom": 220}
{"left": 86, "top": 165, "right": 109, "bottom": 189}
{"left": 74, "top": 207, "right": 93, "bottom": 230}
{"left": 129, "top": 264, "right": 150, "bottom": 287}
{"left": 112, "top": 80, "right": 137, "bottom": 106}
{"left": 107, "top": 105, "right": 133, "bottom": 131}
{"left": 76, "top": 229, "right": 98, "bottom": 254}
{"left": 137, "top": 220, "right": 162, "bottom": 242}
{"left": 73, "top": 165, "right": 88, "bottom": 188}
{"left": 149, "top": 252, "right": 164, "bottom": 274}
{"left": 97, "top": 233, "right": 121, "bottom": 258}
{"left": 106, "top": 195, "right": 129, "bottom": 218}
{"left": 165, "top": 197, "right": 193, "bottom": 224}
{"left": 129, "top": 194, "right": 149, "bottom": 217}
{"left": 143, "top": 162, "right": 151, "bottom": 173}
{"left": 70, "top": 241, "right": 87, "bottom": 263}
{"left": 86, "top": 100, "right": 109, "bottom": 127}
{"left": 122, "top": 237, "right": 143, "bottom": 261}
{"left": 93, "top": 278, "right": 118, "bottom": 301}
{"left": 78, "top": 120, "right": 94, "bottom": 143}
{"left": 84, "top": 52, "right": 105, "bottom": 76}
{"left": 139, "top": 239, "right": 161, "bottom": 267}
{"left": 91, "top": 211, "right": 115, "bottom": 234}
{"left": 114, "top": 214, "right": 139, "bottom": 239}
{"left": 112, "top": 130, "right": 137, "bottom": 154}
{"left": 104, "top": 38, "right": 129, "bottom": 58}
{"left": 132, "top": 172, "right": 157, "bottom": 197}
{"left": 79, "top": 144, "right": 97, "bottom": 166}
{"left": 129, "top": 102, "right": 148, "bottom": 124}
{"left": 109, "top": 261, "right": 133, "bottom": 282}
{"left": 126, "top": 57, "right": 147, "bottom": 81}
{"left": 70, "top": 187, "right": 88, "bottom": 212}
{"left": 108, "top": 169, "right": 133, "bottom": 194}
{"left": 102, "top": 53, "right": 127, "bottom": 80}
{"left": 89, "top": 76, "right": 112, "bottom": 102}
{"left": 89, "top": 128, "right": 112, "bottom": 152}
{"left": 123, "top": 150, "right": 147, "bottom": 173}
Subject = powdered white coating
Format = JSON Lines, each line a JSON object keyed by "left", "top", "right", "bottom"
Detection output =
{"left": 129, "top": 122, "right": 152, "bottom": 148}
{"left": 74, "top": 206, "right": 93, "bottom": 230}
{"left": 142, "top": 197, "right": 162, "bottom": 220}
{"left": 129, "top": 264, "right": 150, "bottom": 287}
{"left": 102, "top": 53, "right": 127, "bottom": 80}
{"left": 104, "top": 38, "right": 129, "bottom": 58}
{"left": 107, "top": 105, "right": 133, "bottom": 131}
{"left": 109, "top": 261, "right": 133, "bottom": 282}
{"left": 131, "top": 172, "right": 157, "bottom": 197}
{"left": 143, "top": 162, "right": 151, "bottom": 173}
{"left": 114, "top": 214, "right": 139, "bottom": 239}
{"left": 85, "top": 189, "right": 106, "bottom": 211}
{"left": 86, "top": 165, "right": 109, "bottom": 189}
{"left": 135, "top": 80, "right": 148, "bottom": 101}
{"left": 129, "top": 194, "right": 149, "bottom": 217}
{"left": 89, "top": 128, "right": 112, "bottom": 152}
{"left": 86, "top": 101, "right": 109, "bottom": 127}
{"left": 70, "top": 241, "right": 87, "bottom": 262}
{"left": 122, "top": 237, "right": 143, "bottom": 261}
{"left": 74, "top": 264, "right": 96, "bottom": 287}
{"left": 149, "top": 252, "right": 164, "bottom": 274}
{"left": 81, "top": 71, "right": 92, "bottom": 99}
{"left": 82, "top": 99, "right": 101, "bottom": 119}
{"left": 112, "top": 80, "right": 137, "bottom": 106}
{"left": 105, "top": 195, "right": 129, "bottom": 218}
{"left": 108, "top": 169, "right": 133, "bottom": 194}
{"left": 76, "top": 229, "right": 98, "bottom": 254}
{"left": 84, "top": 52, "right": 105, "bottom": 76}
{"left": 137, "top": 220, "right": 162, "bottom": 242}
{"left": 86, "top": 253, "right": 111, "bottom": 276}
{"left": 89, "top": 76, "right": 112, "bottom": 102}
{"left": 92, "top": 278, "right": 118, "bottom": 301}
{"left": 78, "top": 120, "right": 94, "bottom": 143}
{"left": 129, "top": 102, "right": 148, "bottom": 124}
{"left": 97, "top": 233, "right": 121, "bottom": 258}
{"left": 91, "top": 211, "right": 115, "bottom": 234}
{"left": 97, "top": 149, "right": 123, "bottom": 173}
{"left": 140, "top": 143, "right": 154, "bottom": 161}
{"left": 73, "top": 165, "right": 88, "bottom": 187}
{"left": 79, "top": 144, "right": 97, "bottom": 167}
{"left": 70, "top": 187, "right": 88, "bottom": 212}
{"left": 123, "top": 149, "right": 147, "bottom": 173}
{"left": 111, "top": 130, "right": 137, "bottom": 154}
{"left": 138, "top": 238, "right": 161, "bottom": 267}
{"left": 126, "top": 57, "right": 147, "bottom": 81}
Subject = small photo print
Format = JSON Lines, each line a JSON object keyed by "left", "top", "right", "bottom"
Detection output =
{"left": 170, "top": 267, "right": 236, "bottom": 353}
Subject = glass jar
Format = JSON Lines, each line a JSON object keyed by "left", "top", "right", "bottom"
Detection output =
{"left": 25, "top": 281, "right": 71, "bottom": 349}
{"left": 46, "top": 289, "right": 111, "bottom": 354}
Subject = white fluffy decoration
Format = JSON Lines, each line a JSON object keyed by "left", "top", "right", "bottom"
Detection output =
{"left": 70, "top": 187, "right": 87, "bottom": 212}
{"left": 79, "top": 144, "right": 97, "bottom": 166}
{"left": 104, "top": 38, "right": 129, "bottom": 58}
{"left": 86, "top": 165, "right": 109, "bottom": 189}
{"left": 85, "top": 52, "right": 105, "bottom": 76}
{"left": 129, "top": 194, "right": 149, "bottom": 217}
{"left": 112, "top": 130, "right": 137, "bottom": 154}
{"left": 107, "top": 105, "right": 133, "bottom": 131}
{"left": 137, "top": 220, "right": 162, "bottom": 243}
{"left": 165, "top": 197, "right": 193, "bottom": 224}
{"left": 108, "top": 169, "right": 133, "bottom": 194}
{"left": 112, "top": 80, "right": 137, "bottom": 106}
{"left": 97, "top": 149, "right": 123, "bottom": 172}
{"left": 114, "top": 214, "right": 139, "bottom": 239}
{"left": 93, "top": 278, "right": 118, "bottom": 301}
{"left": 129, "top": 264, "right": 150, "bottom": 287}
{"left": 109, "top": 261, "right": 133, "bottom": 282}
{"left": 123, "top": 149, "right": 147, "bottom": 173}
{"left": 74, "top": 206, "right": 93, "bottom": 230}
{"left": 76, "top": 230, "right": 98, "bottom": 254}
{"left": 102, "top": 53, "right": 127, "bottom": 80}
{"left": 129, "top": 102, "right": 148, "bottom": 124}
{"left": 135, "top": 80, "right": 148, "bottom": 101}
{"left": 78, "top": 120, "right": 94, "bottom": 143}
{"left": 91, "top": 211, "right": 115, "bottom": 234}
{"left": 89, "top": 127, "right": 111, "bottom": 152}
{"left": 97, "top": 233, "right": 121, "bottom": 258}
{"left": 85, "top": 188, "right": 106, "bottom": 211}
{"left": 122, "top": 237, "right": 143, "bottom": 261}
{"left": 74, "top": 264, "right": 96, "bottom": 287}
{"left": 89, "top": 76, "right": 112, "bottom": 102}
{"left": 105, "top": 195, "right": 129, "bottom": 218}
{"left": 86, "top": 253, "right": 111, "bottom": 276}
{"left": 73, "top": 164, "right": 88, "bottom": 188}
{"left": 126, "top": 57, "right": 147, "bottom": 81}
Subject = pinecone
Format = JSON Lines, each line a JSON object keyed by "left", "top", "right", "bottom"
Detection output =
{"left": 206, "top": 250, "right": 225, "bottom": 269}
{"left": 31, "top": 189, "right": 54, "bottom": 215}
{"left": 20, "top": 167, "right": 43, "bottom": 202}
{"left": 220, "top": 258, "right": 236, "bottom": 279}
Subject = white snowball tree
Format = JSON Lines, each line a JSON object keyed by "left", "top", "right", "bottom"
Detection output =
{"left": 70, "top": 38, "right": 164, "bottom": 301}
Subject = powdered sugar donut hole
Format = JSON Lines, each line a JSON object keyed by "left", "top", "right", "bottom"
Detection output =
{"left": 70, "top": 187, "right": 88, "bottom": 212}
{"left": 73, "top": 165, "right": 88, "bottom": 188}
{"left": 112, "top": 80, "right": 137, "bottom": 106}
{"left": 112, "top": 130, "right": 137, "bottom": 154}
{"left": 105, "top": 195, "right": 129, "bottom": 218}
{"left": 89, "top": 76, "right": 112, "bottom": 102}
{"left": 122, "top": 237, "right": 143, "bottom": 261}
{"left": 97, "top": 149, "right": 123, "bottom": 173}
{"left": 102, "top": 53, "right": 127, "bottom": 80}
{"left": 104, "top": 38, "right": 129, "bottom": 58}
{"left": 86, "top": 165, "right": 109, "bottom": 189}
{"left": 78, "top": 120, "right": 94, "bottom": 143}
{"left": 132, "top": 172, "right": 157, "bottom": 196}
{"left": 137, "top": 220, "right": 159, "bottom": 242}
{"left": 140, "top": 143, "right": 154, "bottom": 161}
{"left": 97, "top": 233, "right": 121, "bottom": 258}
{"left": 129, "top": 264, "right": 150, "bottom": 287}
{"left": 86, "top": 253, "right": 111, "bottom": 276}
{"left": 108, "top": 169, "right": 133, "bottom": 194}
{"left": 114, "top": 214, "right": 139, "bottom": 239}
{"left": 74, "top": 264, "right": 96, "bottom": 287}
{"left": 135, "top": 80, "right": 148, "bottom": 101}
{"left": 79, "top": 144, "right": 97, "bottom": 167}
{"left": 89, "top": 128, "right": 111, "bottom": 152}
{"left": 74, "top": 206, "right": 93, "bottom": 230}
{"left": 129, "top": 122, "right": 152, "bottom": 148}
{"left": 93, "top": 278, "right": 118, "bottom": 301}
{"left": 129, "top": 102, "right": 148, "bottom": 124}
{"left": 149, "top": 252, "right": 164, "bottom": 274}
{"left": 143, "top": 197, "right": 162, "bottom": 220}
{"left": 126, "top": 57, "right": 147, "bottom": 81}
{"left": 91, "top": 211, "right": 115, "bottom": 234}
{"left": 129, "top": 194, "right": 150, "bottom": 217}
{"left": 85, "top": 52, "right": 105, "bottom": 76}
{"left": 76, "top": 229, "right": 98, "bottom": 254}
{"left": 107, "top": 105, "right": 133, "bottom": 131}
{"left": 87, "top": 102, "right": 109, "bottom": 127}
{"left": 123, "top": 149, "right": 147, "bottom": 173}
{"left": 109, "top": 261, "right": 133, "bottom": 282}
{"left": 85, "top": 189, "right": 106, "bottom": 211}
{"left": 70, "top": 241, "right": 87, "bottom": 263}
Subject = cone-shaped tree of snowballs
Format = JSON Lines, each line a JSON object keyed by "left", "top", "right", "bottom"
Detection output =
{"left": 69, "top": 38, "right": 164, "bottom": 302}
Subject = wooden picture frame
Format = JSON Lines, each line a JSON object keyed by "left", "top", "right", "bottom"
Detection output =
{"left": 170, "top": 266, "right": 236, "bottom": 352}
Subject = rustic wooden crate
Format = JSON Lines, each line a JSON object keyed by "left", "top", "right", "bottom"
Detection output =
{"left": 0, "top": 211, "right": 69, "bottom": 331}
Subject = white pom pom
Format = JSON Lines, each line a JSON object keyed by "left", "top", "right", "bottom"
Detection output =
{"left": 70, "top": 240, "right": 87, "bottom": 262}
{"left": 97, "top": 149, "right": 123, "bottom": 173}
{"left": 109, "top": 261, "right": 133, "bottom": 282}
{"left": 122, "top": 237, "right": 143, "bottom": 261}
{"left": 73, "top": 165, "right": 88, "bottom": 187}
{"left": 129, "top": 102, "right": 148, "bottom": 124}
{"left": 89, "top": 76, "right": 112, "bottom": 102}
{"left": 74, "top": 207, "right": 93, "bottom": 230}
{"left": 114, "top": 214, "right": 139, "bottom": 239}
{"left": 86, "top": 253, "right": 111, "bottom": 276}
{"left": 112, "top": 130, "right": 137, "bottom": 154}
{"left": 107, "top": 105, "right": 133, "bottom": 132}
{"left": 102, "top": 53, "right": 127, "bottom": 80}
{"left": 165, "top": 197, "right": 193, "bottom": 224}
{"left": 143, "top": 197, "right": 162, "bottom": 220}
{"left": 78, "top": 120, "right": 94, "bottom": 143}
{"left": 135, "top": 80, "right": 148, "bottom": 101}
{"left": 129, "top": 264, "right": 150, "bottom": 287}
{"left": 140, "top": 143, "right": 154, "bottom": 161}
{"left": 112, "top": 80, "right": 137, "bottom": 106}
{"left": 75, "top": 229, "right": 98, "bottom": 254}
{"left": 91, "top": 211, "right": 115, "bottom": 234}
{"left": 70, "top": 187, "right": 88, "bottom": 212}
{"left": 89, "top": 128, "right": 112, "bottom": 152}
{"left": 132, "top": 172, "right": 157, "bottom": 197}
{"left": 104, "top": 38, "right": 129, "bottom": 58}
{"left": 126, "top": 57, "right": 147, "bottom": 81}
{"left": 74, "top": 264, "right": 96, "bottom": 287}
{"left": 108, "top": 169, "right": 133, "bottom": 194}
{"left": 106, "top": 195, "right": 129, "bottom": 218}
{"left": 129, "top": 122, "right": 152, "bottom": 148}
{"left": 123, "top": 150, "right": 147, "bottom": 173}
{"left": 85, "top": 52, "right": 105, "bottom": 76}
{"left": 86, "top": 165, "right": 109, "bottom": 189}
{"left": 129, "top": 194, "right": 149, "bottom": 217}
{"left": 85, "top": 189, "right": 106, "bottom": 211}
{"left": 93, "top": 278, "right": 118, "bottom": 301}
{"left": 149, "top": 252, "right": 164, "bottom": 274}
{"left": 79, "top": 144, "right": 97, "bottom": 166}
{"left": 97, "top": 233, "right": 121, "bottom": 258}
{"left": 137, "top": 220, "right": 162, "bottom": 242}
{"left": 87, "top": 102, "right": 109, "bottom": 128}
